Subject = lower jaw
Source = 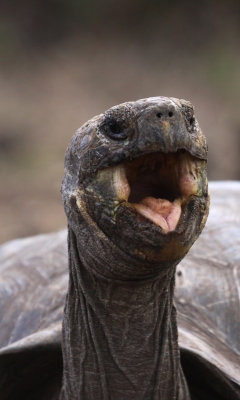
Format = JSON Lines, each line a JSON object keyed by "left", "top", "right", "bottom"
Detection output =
{"left": 82, "top": 187, "right": 207, "bottom": 264}
{"left": 112, "top": 196, "right": 202, "bottom": 263}
{"left": 115, "top": 194, "right": 198, "bottom": 241}
{"left": 113, "top": 188, "right": 196, "bottom": 236}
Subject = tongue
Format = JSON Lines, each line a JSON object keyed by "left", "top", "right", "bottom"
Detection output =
{"left": 134, "top": 197, "right": 181, "bottom": 232}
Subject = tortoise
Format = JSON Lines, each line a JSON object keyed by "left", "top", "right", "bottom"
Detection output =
{"left": 0, "top": 97, "right": 239, "bottom": 399}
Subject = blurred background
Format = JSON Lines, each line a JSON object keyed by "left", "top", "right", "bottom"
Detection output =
{"left": 0, "top": 0, "right": 240, "bottom": 243}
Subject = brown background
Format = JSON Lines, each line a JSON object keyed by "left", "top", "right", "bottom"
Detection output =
{"left": 0, "top": 0, "right": 240, "bottom": 244}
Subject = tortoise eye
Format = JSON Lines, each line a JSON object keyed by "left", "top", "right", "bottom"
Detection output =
{"left": 181, "top": 103, "right": 195, "bottom": 133}
{"left": 104, "top": 119, "right": 128, "bottom": 140}
{"left": 189, "top": 116, "right": 195, "bottom": 126}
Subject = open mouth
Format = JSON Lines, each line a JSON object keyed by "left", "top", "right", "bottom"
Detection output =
{"left": 112, "top": 151, "right": 202, "bottom": 233}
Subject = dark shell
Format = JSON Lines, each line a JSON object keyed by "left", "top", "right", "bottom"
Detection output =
{"left": 0, "top": 181, "right": 239, "bottom": 399}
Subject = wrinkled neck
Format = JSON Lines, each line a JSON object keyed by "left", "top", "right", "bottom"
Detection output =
{"left": 60, "top": 228, "right": 190, "bottom": 400}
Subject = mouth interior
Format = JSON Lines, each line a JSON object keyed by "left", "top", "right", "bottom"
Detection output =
{"left": 127, "top": 153, "right": 182, "bottom": 203}
{"left": 115, "top": 151, "right": 200, "bottom": 233}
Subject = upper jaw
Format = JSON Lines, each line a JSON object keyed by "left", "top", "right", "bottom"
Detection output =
{"left": 95, "top": 140, "right": 207, "bottom": 179}
{"left": 78, "top": 100, "right": 207, "bottom": 186}
{"left": 97, "top": 150, "right": 207, "bottom": 233}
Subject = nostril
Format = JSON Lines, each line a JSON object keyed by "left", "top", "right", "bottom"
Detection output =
{"left": 156, "top": 111, "right": 174, "bottom": 118}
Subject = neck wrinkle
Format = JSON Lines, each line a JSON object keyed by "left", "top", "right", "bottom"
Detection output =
{"left": 61, "top": 228, "right": 187, "bottom": 400}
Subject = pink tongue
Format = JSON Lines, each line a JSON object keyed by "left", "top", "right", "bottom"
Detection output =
{"left": 134, "top": 197, "right": 181, "bottom": 232}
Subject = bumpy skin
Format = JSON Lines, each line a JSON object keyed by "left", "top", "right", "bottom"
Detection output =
{"left": 0, "top": 183, "right": 240, "bottom": 400}
{"left": 1, "top": 98, "right": 239, "bottom": 400}
{"left": 60, "top": 97, "right": 209, "bottom": 399}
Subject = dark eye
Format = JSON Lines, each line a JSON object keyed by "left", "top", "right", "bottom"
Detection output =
{"left": 189, "top": 116, "right": 195, "bottom": 126}
{"left": 105, "top": 119, "right": 128, "bottom": 140}
{"left": 181, "top": 103, "right": 195, "bottom": 133}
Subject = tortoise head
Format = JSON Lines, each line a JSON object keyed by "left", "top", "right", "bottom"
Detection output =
{"left": 62, "top": 97, "right": 209, "bottom": 268}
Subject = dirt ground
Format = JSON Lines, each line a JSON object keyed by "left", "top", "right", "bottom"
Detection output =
{"left": 1, "top": 6, "right": 240, "bottom": 244}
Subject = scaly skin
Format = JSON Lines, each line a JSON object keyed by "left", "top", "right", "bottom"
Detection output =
{"left": 61, "top": 97, "right": 209, "bottom": 399}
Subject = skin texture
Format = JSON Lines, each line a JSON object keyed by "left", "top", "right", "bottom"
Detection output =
{"left": 0, "top": 183, "right": 240, "bottom": 399}
{"left": 1, "top": 98, "right": 239, "bottom": 400}
{"left": 60, "top": 97, "right": 209, "bottom": 399}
